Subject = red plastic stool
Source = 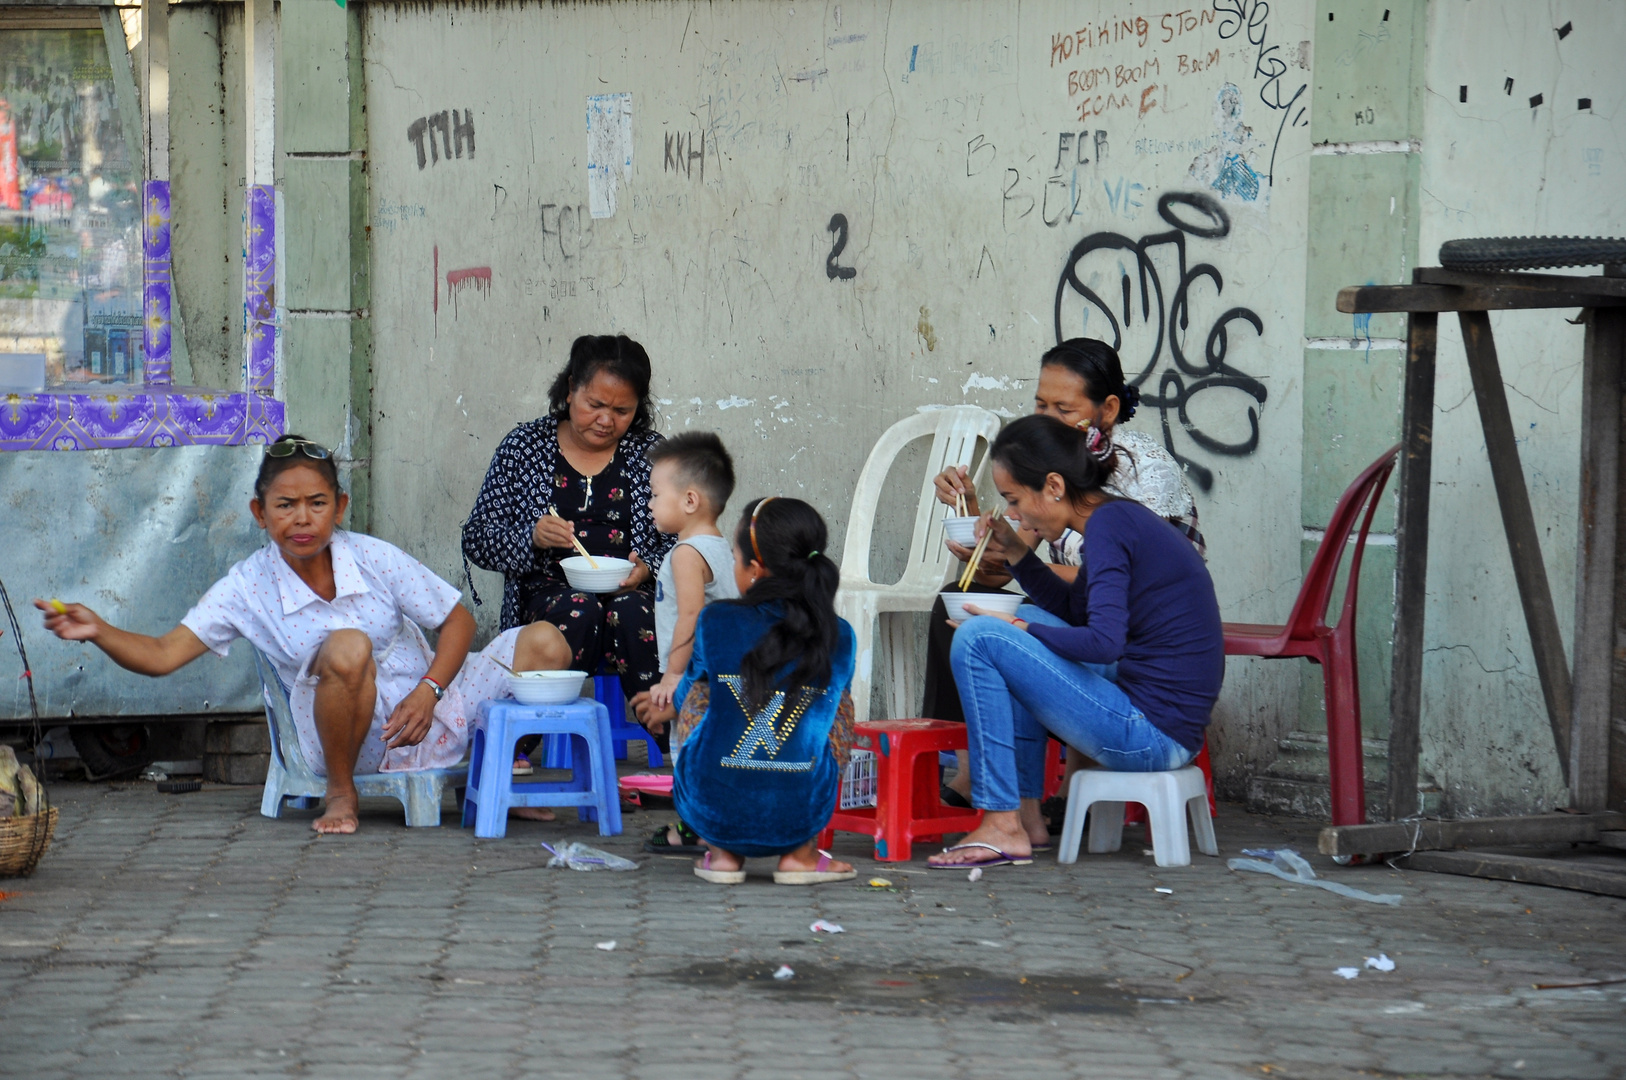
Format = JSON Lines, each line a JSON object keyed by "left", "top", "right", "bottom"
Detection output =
{"left": 1044, "top": 739, "right": 1067, "bottom": 799}
{"left": 819, "top": 719, "right": 983, "bottom": 862}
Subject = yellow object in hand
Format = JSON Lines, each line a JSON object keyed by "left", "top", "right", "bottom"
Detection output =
{"left": 49, "top": 599, "right": 67, "bottom": 614}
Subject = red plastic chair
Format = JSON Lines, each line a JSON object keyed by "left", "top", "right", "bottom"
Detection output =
{"left": 1222, "top": 444, "right": 1399, "bottom": 827}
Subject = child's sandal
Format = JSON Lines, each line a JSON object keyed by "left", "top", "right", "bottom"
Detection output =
{"left": 643, "top": 820, "right": 705, "bottom": 855}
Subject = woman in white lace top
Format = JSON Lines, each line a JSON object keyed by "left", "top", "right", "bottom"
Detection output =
{"left": 938, "top": 339, "right": 1204, "bottom": 567}
{"left": 926, "top": 337, "right": 1204, "bottom": 807}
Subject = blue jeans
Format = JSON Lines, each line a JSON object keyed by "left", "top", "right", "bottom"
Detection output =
{"left": 949, "top": 605, "right": 1195, "bottom": 812}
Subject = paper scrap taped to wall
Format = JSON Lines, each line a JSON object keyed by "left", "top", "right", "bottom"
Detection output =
{"left": 586, "top": 93, "right": 632, "bottom": 219}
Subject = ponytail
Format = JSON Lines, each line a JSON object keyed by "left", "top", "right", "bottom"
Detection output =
{"left": 991, "top": 414, "right": 1117, "bottom": 501}
{"left": 728, "top": 497, "right": 841, "bottom": 710}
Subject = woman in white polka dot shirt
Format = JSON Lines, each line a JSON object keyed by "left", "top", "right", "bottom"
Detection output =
{"left": 37, "top": 435, "right": 573, "bottom": 834}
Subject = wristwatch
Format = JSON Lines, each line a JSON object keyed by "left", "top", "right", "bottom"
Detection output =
{"left": 419, "top": 676, "right": 445, "bottom": 701}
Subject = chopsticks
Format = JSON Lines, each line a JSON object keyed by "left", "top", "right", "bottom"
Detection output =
{"left": 957, "top": 522, "right": 994, "bottom": 592}
{"left": 954, "top": 491, "right": 966, "bottom": 517}
{"left": 548, "top": 507, "right": 598, "bottom": 568}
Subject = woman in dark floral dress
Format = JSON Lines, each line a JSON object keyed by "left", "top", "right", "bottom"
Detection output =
{"left": 462, "top": 335, "right": 672, "bottom": 768}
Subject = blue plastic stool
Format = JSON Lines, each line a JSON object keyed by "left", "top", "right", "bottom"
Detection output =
{"left": 463, "top": 698, "right": 623, "bottom": 839}
{"left": 541, "top": 675, "right": 664, "bottom": 769}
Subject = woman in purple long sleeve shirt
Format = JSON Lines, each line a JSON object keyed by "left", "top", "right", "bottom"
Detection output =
{"left": 928, "top": 415, "right": 1223, "bottom": 869}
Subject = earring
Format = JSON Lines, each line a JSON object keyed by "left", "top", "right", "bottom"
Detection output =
{"left": 1054, "top": 496, "right": 1062, "bottom": 501}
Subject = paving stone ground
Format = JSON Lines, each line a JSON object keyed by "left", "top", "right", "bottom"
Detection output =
{"left": 3, "top": 781, "right": 1624, "bottom": 1080}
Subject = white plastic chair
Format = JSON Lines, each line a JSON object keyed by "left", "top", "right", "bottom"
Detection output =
{"left": 253, "top": 646, "right": 467, "bottom": 827}
{"left": 836, "top": 405, "right": 1002, "bottom": 725}
{"left": 1057, "top": 766, "right": 1218, "bottom": 868}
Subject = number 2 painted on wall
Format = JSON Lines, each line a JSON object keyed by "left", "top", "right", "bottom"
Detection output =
{"left": 826, "top": 213, "right": 857, "bottom": 280}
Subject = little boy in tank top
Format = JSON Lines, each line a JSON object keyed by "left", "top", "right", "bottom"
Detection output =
{"left": 630, "top": 432, "right": 739, "bottom": 737}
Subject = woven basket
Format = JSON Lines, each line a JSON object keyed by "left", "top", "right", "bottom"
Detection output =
{"left": 0, "top": 807, "right": 58, "bottom": 877}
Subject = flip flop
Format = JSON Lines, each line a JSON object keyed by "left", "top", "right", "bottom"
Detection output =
{"left": 773, "top": 850, "right": 858, "bottom": 886}
{"left": 693, "top": 849, "right": 746, "bottom": 885}
{"left": 927, "top": 841, "right": 1034, "bottom": 869}
{"left": 644, "top": 821, "right": 706, "bottom": 856}
{"left": 512, "top": 757, "right": 534, "bottom": 777}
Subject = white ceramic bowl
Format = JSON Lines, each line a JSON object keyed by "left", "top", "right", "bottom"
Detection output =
{"left": 940, "top": 590, "right": 1024, "bottom": 623}
{"left": 942, "top": 515, "right": 980, "bottom": 546}
{"left": 559, "top": 555, "right": 635, "bottom": 593}
{"left": 507, "top": 670, "right": 589, "bottom": 705}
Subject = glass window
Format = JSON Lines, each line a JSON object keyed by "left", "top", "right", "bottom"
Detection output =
{"left": 0, "top": 28, "right": 142, "bottom": 386}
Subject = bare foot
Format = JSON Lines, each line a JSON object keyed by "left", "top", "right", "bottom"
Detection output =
{"left": 313, "top": 791, "right": 360, "bottom": 834}
{"left": 927, "top": 810, "right": 1032, "bottom": 867}
{"left": 695, "top": 846, "right": 742, "bottom": 873}
{"left": 1020, "top": 803, "right": 1052, "bottom": 849}
{"left": 776, "top": 846, "right": 853, "bottom": 875}
{"left": 509, "top": 806, "right": 557, "bottom": 822}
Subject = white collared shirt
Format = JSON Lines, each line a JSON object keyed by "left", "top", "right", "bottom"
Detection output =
{"left": 181, "top": 530, "right": 480, "bottom": 774}
{"left": 183, "top": 529, "right": 461, "bottom": 684}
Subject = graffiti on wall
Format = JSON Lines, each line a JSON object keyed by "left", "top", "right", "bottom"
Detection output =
{"left": 1053, "top": 191, "right": 1266, "bottom": 491}
{"left": 825, "top": 214, "right": 857, "bottom": 280}
{"left": 665, "top": 131, "right": 706, "bottom": 180}
{"left": 1214, "top": 0, "right": 1308, "bottom": 184}
{"left": 407, "top": 109, "right": 476, "bottom": 170}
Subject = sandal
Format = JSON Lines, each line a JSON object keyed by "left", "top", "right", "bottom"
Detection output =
{"left": 644, "top": 821, "right": 705, "bottom": 855}
{"left": 927, "top": 842, "right": 1033, "bottom": 868}
{"left": 512, "top": 757, "right": 534, "bottom": 777}
{"left": 693, "top": 849, "right": 746, "bottom": 885}
{"left": 773, "top": 850, "right": 857, "bottom": 886}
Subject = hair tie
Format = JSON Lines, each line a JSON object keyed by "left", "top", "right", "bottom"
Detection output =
{"left": 807, "top": 549, "right": 819, "bottom": 559}
{"left": 749, "top": 496, "right": 777, "bottom": 565}
{"left": 1119, "top": 384, "right": 1141, "bottom": 421}
{"left": 1084, "top": 425, "right": 1113, "bottom": 462}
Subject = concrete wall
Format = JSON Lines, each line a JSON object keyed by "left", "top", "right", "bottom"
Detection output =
{"left": 357, "top": 0, "right": 1314, "bottom": 793}
{"left": 169, "top": 3, "right": 243, "bottom": 392}
{"left": 1413, "top": 0, "right": 1626, "bottom": 814}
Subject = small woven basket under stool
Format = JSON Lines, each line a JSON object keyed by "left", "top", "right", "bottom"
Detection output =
{"left": 0, "top": 807, "right": 58, "bottom": 877}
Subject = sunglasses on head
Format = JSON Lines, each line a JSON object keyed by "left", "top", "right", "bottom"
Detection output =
{"left": 265, "top": 438, "right": 333, "bottom": 461}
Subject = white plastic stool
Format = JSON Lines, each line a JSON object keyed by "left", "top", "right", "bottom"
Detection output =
{"left": 1057, "top": 766, "right": 1218, "bottom": 868}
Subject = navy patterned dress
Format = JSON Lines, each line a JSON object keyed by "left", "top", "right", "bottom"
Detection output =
{"left": 462, "top": 416, "right": 671, "bottom": 693}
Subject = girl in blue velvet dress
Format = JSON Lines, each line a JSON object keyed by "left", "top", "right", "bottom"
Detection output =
{"left": 671, "top": 497, "right": 858, "bottom": 886}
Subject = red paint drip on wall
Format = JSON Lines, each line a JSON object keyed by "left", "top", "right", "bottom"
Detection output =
{"left": 446, "top": 266, "right": 492, "bottom": 318}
